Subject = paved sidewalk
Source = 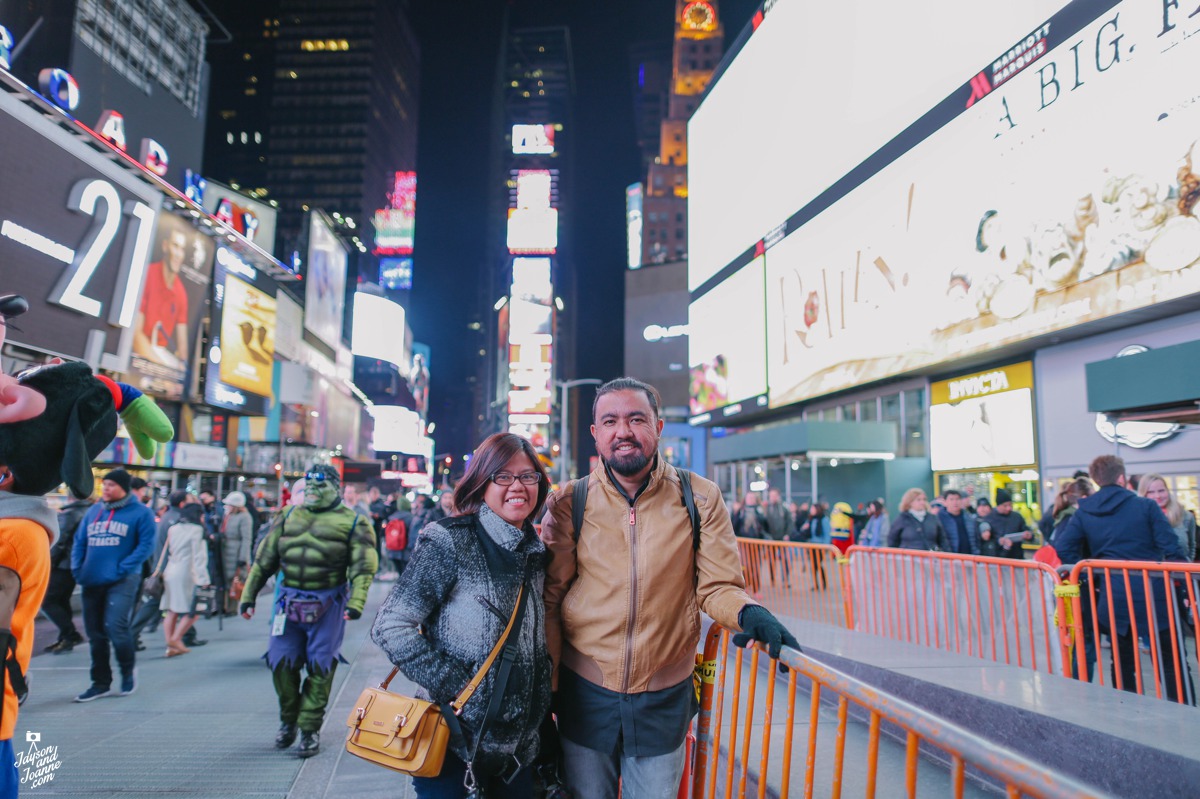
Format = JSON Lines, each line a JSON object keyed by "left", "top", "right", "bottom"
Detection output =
{"left": 16, "top": 580, "right": 415, "bottom": 798}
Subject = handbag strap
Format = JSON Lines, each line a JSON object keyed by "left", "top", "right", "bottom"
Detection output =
{"left": 375, "top": 579, "right": 526, "bottom": 709}
{"left": 153, "top": 529, "right": 171, "bottom": 576}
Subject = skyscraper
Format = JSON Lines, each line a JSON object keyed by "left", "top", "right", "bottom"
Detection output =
{"left": 203, "top": 0, "right": 420, "bottom": 268}
{"left": 475, "top": 20, "right": 576, "bottom": 465}
{"left": 638, "top": 0, "right": 723, "bottom": 266}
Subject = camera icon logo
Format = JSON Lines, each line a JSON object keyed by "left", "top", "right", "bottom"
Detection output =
{"left": 25, "top": 731, "right": 40, "bottom": 743}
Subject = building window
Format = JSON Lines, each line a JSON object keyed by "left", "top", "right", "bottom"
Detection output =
{"left": 839, "top": 402, "right": 856, "bottom": 421}
{"left": 902, "top": 388, "right": 927, "bottom": 458}
{"left": 859, "top": 398, "right": 878, "bottom": 421}
{"left": 881, "top": 393, "right": 901, "bottom": 454}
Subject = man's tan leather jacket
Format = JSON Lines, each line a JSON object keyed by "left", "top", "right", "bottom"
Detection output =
{"left": 542, "top": 456, "right": 753, "bottom": 693}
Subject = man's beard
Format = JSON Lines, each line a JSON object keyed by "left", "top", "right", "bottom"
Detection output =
{"left": 608, "top": 445, "right": 651, "bottom": 477}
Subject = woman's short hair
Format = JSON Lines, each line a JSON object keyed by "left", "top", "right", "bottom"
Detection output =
{"left": 899, "top": 488, "right": 926, "bottom": 513}
{"left": 452, "top": 432, "right": 550, "bottom": 525}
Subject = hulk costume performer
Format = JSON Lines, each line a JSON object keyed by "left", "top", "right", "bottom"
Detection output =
{"left": 240, "top": 464, "right": 377, "bottom": 758}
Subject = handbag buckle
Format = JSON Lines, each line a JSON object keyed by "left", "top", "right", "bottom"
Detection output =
{"left": 394, "top": 713, "right": 407, "bottom": 729}
{"left": 356, "top": 707, "right": 366, "bottom": 722}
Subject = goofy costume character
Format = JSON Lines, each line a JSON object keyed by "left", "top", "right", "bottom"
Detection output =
{"left": 239, "top": 464, "right": 377, "bottom": 758}
{"left": 0, "top": 294, "right": 172, "bottom": 796}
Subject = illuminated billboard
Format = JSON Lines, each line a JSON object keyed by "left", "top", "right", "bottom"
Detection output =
{"left": 687, "top": 0, "right": 1077, "bottom": 293}
{"left": 373, "top": 171, "right": 416, "bottom": 255}
{"left": 626, "top": 183, "right": 644, "bottom": 269}
{"left": 689, "top": 255, "right": 766, "bottom": 417}
{"left": 929, "top": 363, "right": 1037, "bottom": 473}
{"left": 379, "top": 257, "right": 413, "bottom": 290}
{"left": 507, "top": 169, "right": 558, "bottom": 254}
{"left": 304, "top": 212, "right": 348, "bottom": 349}
{"left": 512, "top": 124, "right": 555, "bottom": 155}
{"left": 765, "top": 0, "right": 1200, "bottom": 408}
{"left": 370, "top": 405, "right": 425, "bottom": 454}
{"left": 352, "top": 291, "right": 409, "bottom": 368}
{"left": 201, "top": 180, "right": 277, "bottom": 249}
{"left": 205, "top": 247, "right": 276, "bottom": 414}
{"left": 512, "top": 257, "right": 553, "bottom": 305}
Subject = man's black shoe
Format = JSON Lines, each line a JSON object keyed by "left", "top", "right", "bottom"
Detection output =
{"left": 274, "top": 723, "right": 298, "bottom": 749}
{"left": 298, "top": 731, "right": 319, "bottom": 758}
{"left": 134, "top": 638, "right": 146, "bottom": 652}
{"left": 185, "top": 638, "right": 208, "bottom": 647}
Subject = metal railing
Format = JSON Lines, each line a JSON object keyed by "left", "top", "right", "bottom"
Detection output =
{"left": 691, "top": 626, "right": 1115, "bottom": 799}
{"left": 735, "top": 540, "right": 852, "bottom": 629}
{"left": 1064, "top": 559, "right": 1198, "bottom": 705}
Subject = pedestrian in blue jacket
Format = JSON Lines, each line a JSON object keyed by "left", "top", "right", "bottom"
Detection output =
{"left": 1054, "top": 455, "right": 1193, "bottom": 704}
{"left": 70, "top": 469, "right": 157, "bottom": 702}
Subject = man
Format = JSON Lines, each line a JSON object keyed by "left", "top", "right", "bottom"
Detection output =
{"left": 130, "top": 490, "right": 204, "bottom": 650}
{"left": 240, "top": 464, "right": 377, "bottom": 758}
{"left": 366, "top": 485, "right": 392, "bottom": 576}
{"left": 1055, "top": 455, "right": 1192, "bottom": 703}
{"left": 132, "top": 227, "right": 191, "bottom": 368}
{"left": 763, "top": 489, "right": 791, "bottom": 542}
{"left": 989, "top": 489, "right": 1032, "bottom": 559}
{"left": 41, "top": 491, "right": 94, "bottom": 653}
{"left": 936, "top": 489, "right": 980, "bottom": 557}
{"left": 70, "top": 469, "right": 156, "bottom": 701}
{"left": 129, "top": 477, "right": 151, "bottom": 507}
{"left": 342, "top": 484, "right": 371, "bottom": 519}
{"left": 542, "top": 378, "right": 798, "bottom": 798}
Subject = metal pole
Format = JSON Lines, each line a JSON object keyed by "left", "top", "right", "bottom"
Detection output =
{"left": 560, "top": 381, "right": 569, "bottom": 485}
{"left": 811, "top": 457, "right": 819, "bottom": 506}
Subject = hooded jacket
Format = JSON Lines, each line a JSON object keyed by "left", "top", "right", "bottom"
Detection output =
{"left": 935, "top": 508, "right": 980, "bottom": 556}
{"left": 70, "top": 497, "right": 157, "bottom": 586}
{"left": 1055, "top": 484, "right": 1187, "bottom": 635}
{"left": 0, "top": 492, "right": 57, "bottom": 741}
{"left": 887, "top": 511, "right": 950, "bottom": 551}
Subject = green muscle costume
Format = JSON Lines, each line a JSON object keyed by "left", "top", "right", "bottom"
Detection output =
{"left": 241, "top": 468, "right": 377, "bottom": 733}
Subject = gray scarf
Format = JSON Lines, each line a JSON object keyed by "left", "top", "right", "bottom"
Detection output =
{"left": 910, "top": 509, "right": 927, "bottom": 522}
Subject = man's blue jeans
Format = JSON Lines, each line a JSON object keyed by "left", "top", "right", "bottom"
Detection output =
{"left": 2, "top": 739, "right": 17, "bottom": 797}
{"left": 81, "top": 573, "right": 141, "bottom": 689}
{"left": 561, "top": 736, "right": 686, "bottom": 799}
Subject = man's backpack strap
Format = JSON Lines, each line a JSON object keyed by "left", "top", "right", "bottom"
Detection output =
{"left": 676, "top": 467, "right": 701, "bottom": 551}
{"left": 571, "top": 477, "right": 589, "bottom": 544}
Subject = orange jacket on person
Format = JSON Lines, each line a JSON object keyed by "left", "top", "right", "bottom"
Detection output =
{"left": 1, "top": 515, "right": 53, "bottom": 741}
{"left": 541, "top": 457, "right": 753, "bottom": 694}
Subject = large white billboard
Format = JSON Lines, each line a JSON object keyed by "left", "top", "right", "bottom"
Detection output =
{"left": 687, "top": 0, "right": 1064, "bottom": 292}
{"left": 352, "top": 291, "right": 408, "bottom": 368}
{"left": 304, "top": 212, "right": 348, "bottom": 349}
{"left": 691, "top": 0, "right": 1200, "bottom": 417}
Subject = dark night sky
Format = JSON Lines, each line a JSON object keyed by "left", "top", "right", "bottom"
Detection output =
{"left": 404, "top": 0, "right": 760, "bottom": 458}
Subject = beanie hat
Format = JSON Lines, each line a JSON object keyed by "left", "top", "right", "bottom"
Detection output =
{"left": 223, "top": 490, "right": 247, "bottom": 508}
{"left": 102, "top": 469, "right": 132, "bottom": 494}
{"left": 995, "top": 488, "right": 1013, "bottom": 506}
{"left": 130, "top": 476, "right": 147, "bottom": 491}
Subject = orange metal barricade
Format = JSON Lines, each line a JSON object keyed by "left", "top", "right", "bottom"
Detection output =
{"left": 736, "top": 539, "right": 852, "bottom": 629}
{"left": 841, "top": 546, "right": 1069, "bottom": 676}
{"left": 1065, "top": 559, "right": 1198, "bottom": 705}
{"left": 690, "top": 626, "right": 1114, "bottom": 799}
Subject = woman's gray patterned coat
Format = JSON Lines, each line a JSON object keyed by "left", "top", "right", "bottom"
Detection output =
{"left": 370, "top": 504, "right": 551, "bottom": 776}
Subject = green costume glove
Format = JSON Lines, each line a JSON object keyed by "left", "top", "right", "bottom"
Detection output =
{"left": 119, "top": 392, "right": 175, "bottom": 458}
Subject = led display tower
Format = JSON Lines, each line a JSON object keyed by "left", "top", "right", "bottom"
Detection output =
{"left": 476, "top": 20, "right": 575, "bottom": 463}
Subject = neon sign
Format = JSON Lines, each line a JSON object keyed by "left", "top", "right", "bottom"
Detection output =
{"left": 373, "top": 171, "right": 416, "bottom": 255}
{"left": 0, "top": 26, "right": 11, "bottom": 70}
{"left": 37, "top": 69, "right": 80, "bottom": 112}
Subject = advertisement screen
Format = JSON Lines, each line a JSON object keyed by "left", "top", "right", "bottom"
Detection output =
{"left": 688, "top": 255, "right": 766, "bottom": 417}
{"left": 202, "top": 180, "right": 277, "bottom": 249}
{"left": 127, "top": 213, "right": 213, "bottom": 400}
{"left": 379, "top": 257, "right": 413, "bottom": 290}
{"left": 0, "top": 87, "right": 163, "bottom": 365}
{"left": 512, "top": 257, "right": 553, "bottom": 305}
{"left": 372, "top": 171, "right": 416, "bottom": 255}
{"left": 351, "top": 291, "right": 408, "bottom": 368}
{"left": 512, "top": 124, "right": 555, "bottom": 155}
{"left": 205, "top": 247, "right": 276, "bottom": 414}
{"left": 627, "top": 183, "right": 644, "bottom": 269}
{"left": 507, "top": 208, "right": 559, "bottom": 254}
{"left": 930, "top": 389, "right": 1036, "bottom": 472}
{"left": 687, "top": 0, "right": 1080, "bottom": 293}
{"left": 765, "top": 1, "right": 1200, "bottom": 408}
{"left": 370, "top": 405, "right": 424, "bottom": 454}
{"left": 304, "top": 212, "right": 348, "bottom": 349}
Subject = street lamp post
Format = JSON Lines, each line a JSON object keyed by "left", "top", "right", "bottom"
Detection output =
{"left": 557, "top": 378, "right": 603, "bottom": 485}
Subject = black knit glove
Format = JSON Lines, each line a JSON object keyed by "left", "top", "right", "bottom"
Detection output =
{"left": 344, "top": 607, "right": 362, "bottom": 620}
{"left": 733, "top": 605, "right": 800, "bottom": 659}
{"left": 239, "top": 602, "right": 254, "bottom": 616}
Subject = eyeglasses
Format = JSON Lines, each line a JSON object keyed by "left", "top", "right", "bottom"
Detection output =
{"left": 305, "top": 471, "right": 331, "bottom": 483}
{"left": 490, "top": 472, "right": 542, "bottom": 486}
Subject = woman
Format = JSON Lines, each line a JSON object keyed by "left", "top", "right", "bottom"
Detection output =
{"left": 1048, "top": 478, "right": 1093, "bottom": 547}
{"left": 161, "top": 503, "right": 210, "bottom": 656}
{"left": 221, "top": 491, "right": 254, "bottom": 613}
{"left": 887, "top": 488, "right": 950, "bottom": 551}
{"left": 1140, "top": 474, "right": 1197, "bottom": 561}
{"left": 371, "top": 433, "right": 552, "bottom": 797}
{"left": 860, "top": 499, "right": 890, "bottom": 547}
{"left": 804, "top": 503, "right": 831, "bottom": 589}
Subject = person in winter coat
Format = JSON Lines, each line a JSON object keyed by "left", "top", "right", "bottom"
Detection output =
{"left": 371, "top": 433, "right": 553, "bottom": 797}
{"left": 887, "top": 488, "right": 950, "bottom": 552}
{"left": 732, "top": 492, "right": 768, "bottom": 592}
{"left": 70, "top": 469, "right": 157, "bottom": 701}
{"left": 935, "top": 489, "right": 980, "bottom": 556}
{"left": 1048, "top": 478, "right": 1092, "bottom": 547}
{"left": 975, "top": 498, "right": 1000, "bottom": 557}
{"left": 1055, "top": 455, "right": 1192, "bottom": 704}
{"left": 1138, "top": 474, "right": 1197, "bottom": 561}
{"left": 41, "top": 493, "right": 93, "bottom": 653}
{"left": 160, "top": 503, "right": 210, "bottom": 656}
{"left": 859, "top": 499, "right": 890, "bottom": 547}
{"left": 220, "top": 491, "right": 253, "bottom": 613}
{"left": 989, "top": 488, "right": 1033, "bottom": 559}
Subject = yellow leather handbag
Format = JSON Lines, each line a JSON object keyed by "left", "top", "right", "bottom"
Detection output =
{"left": 344, "top": 584, "right": 525, "bottom": 776}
